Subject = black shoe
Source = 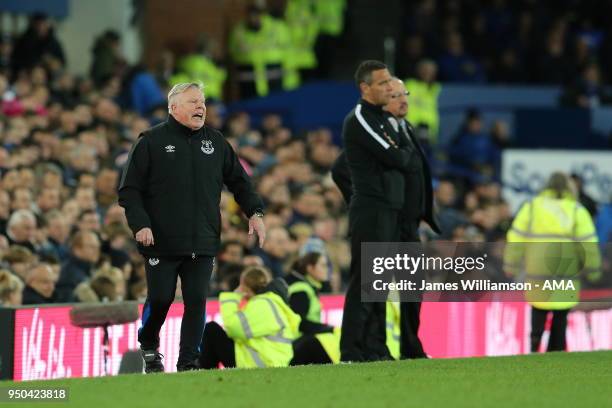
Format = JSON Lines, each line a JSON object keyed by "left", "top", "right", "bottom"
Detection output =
{"left": 176, "top": 362, "right": 199, "bottom": 372}
{"left": 141, "top": 349, "right": 164, "bottom": 374}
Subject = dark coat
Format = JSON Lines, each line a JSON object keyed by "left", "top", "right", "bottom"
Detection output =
{"left": 332, "top": 117, "right": 440, "bottom": 234}
{"left": 22, "top": 285, "right": 56, "bottom": 305}
{"left": 55, "top": 255, "right": 94, "bottom": 302}
{"left": 118, "top": 115, "right": 263, "bottom": 256}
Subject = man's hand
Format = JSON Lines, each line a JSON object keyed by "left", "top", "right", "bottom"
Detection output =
{"left": 248, "top": 215, "right": 266, "bottom": 248}
{"left": 135, "top": 227, "right": 155, "bottom": 246}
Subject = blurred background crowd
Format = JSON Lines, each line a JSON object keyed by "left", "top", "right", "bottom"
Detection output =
{"left": 0, "top": 0, "right": 611, "bottom": 307}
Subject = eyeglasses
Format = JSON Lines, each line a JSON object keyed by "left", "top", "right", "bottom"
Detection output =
{"left": 390, "top": 91, "right": 410, "bottom": 98}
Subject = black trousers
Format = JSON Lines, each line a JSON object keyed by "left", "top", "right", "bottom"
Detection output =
{"left": 398, "top": 220, "right": 427, "bottom": 359}
{"left": 531, "top": 307, "right": 570, "bottom": 352}
{"left": 138, "top": 255, "right": 214, "bottom": 367}
{"left": 291, "top": 335, "right": 332, "bottom": 366}
{"left": 198, "top": 321, "right": 236, "bottom": 369}
{"left": 340, "top": 205, "right": 401, "bottom": 362}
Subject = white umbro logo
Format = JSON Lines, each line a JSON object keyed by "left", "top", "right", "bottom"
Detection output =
{"left": 165, "top": 145, "right": 175, "bottom": 153}
{"left": 149, "top": 258, "right": 160, "bottom": 266}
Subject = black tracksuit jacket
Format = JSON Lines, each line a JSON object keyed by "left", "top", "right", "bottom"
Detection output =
{"left": 118, "top": 115, "right": 263, "bottom": 257}
{"left": 334, "top": 108, "right": 441, "bottom": 233}
{"left": 342, "top": 99, "right": 415, "bottom": 210}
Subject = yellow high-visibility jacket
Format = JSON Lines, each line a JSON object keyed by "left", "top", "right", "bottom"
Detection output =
{"left": 169, "top": 55, "right": 227, "bottom": 100}
{"left": 386, "top": 302, "right": 401, "bottom": 360}
{"left": 404, "top": 79, "right": 441, "bottom": 144}
{"left": 287, "top": 277, "right": 341, "bottom": 363}
{"left": 229, "top": 15, "right": 291, "bottom": 96}
{"left": 505, "top": 189, "right": 601, "bottom": 309}
{"left": 220, "top": 291, "right": 301, "bottom": 368}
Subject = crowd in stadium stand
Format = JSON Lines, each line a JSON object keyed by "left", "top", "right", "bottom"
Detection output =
{"left": 0, "top": 4, "right": 610, "bottom": 307}
{"left": 397, "top": 1, "right": 612, "bottom": 95}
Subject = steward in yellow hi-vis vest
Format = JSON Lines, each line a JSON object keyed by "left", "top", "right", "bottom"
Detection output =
{"left": 169, "top": 53, "right": 227, "bottom": 101}
{"left": 504, "top": 172, "right": 601, "bottom": 352}
{"left": 284, "top": 0, "right": 320, "bottom": 89}
{"left": 199, "top": 267, "right": 300, "bottom": 369}
{"left": 405, "top": 60, "right": 441, "bottom": 145}
{"left": 286, "top": 253, "right": 341, "bottom": 365}
{"left": 229, "top": 6, "right": 290, "bottom": 99}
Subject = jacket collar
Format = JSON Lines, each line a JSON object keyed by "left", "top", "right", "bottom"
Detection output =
{"left": 167, "top": 114, "right": 203, "bottom": 138}
{"left": 289, "top": 270, "right": 323, "bottom": 290}
{"left": 68, "top": 254, "right": 94, "bottom": 270}
{"left": 359, "top": 98, "right": 384, "bottom": 114}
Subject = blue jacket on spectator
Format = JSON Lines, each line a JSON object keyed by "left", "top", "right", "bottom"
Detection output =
{"left": 55, "top": 255, "right": 95, "bottom": 302}
{"left": 449, "top": 129, "right": 498, "bottom": 173}
{"left": 253, "top": 247, "right": 285, "bottom": 278}
{"left": 596, "top": 202, "right": 612, "bottom": 245}
{"left": 129, "top": 72, "right": 165, "bottom": 115}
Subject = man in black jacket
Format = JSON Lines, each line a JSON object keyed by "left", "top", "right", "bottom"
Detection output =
{"left": 384, "top": 78, "right": 440, "bottom": 358}
{"left": 118, "top": 82, "right": 265, "bottom": 372}
{"left": 332, "top": 76, "right": 440, "bottom": 361}
{"left": 22, "top": 263, "right": 57, "bottom": 305}
{"left": 338, "top": 61, "right": 415, "bottom": 362}
{"left": 55, "top": 230, "right": 100, "bottom": 302}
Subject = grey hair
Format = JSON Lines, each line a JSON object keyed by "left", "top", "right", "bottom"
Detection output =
{"left": 7, "top": 209, "right": 36, "bottom": 233}
{"left": 167, "top": 82, "right": 204, "bottom": 113}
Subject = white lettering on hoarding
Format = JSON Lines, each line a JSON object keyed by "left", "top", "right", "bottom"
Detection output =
{"left": 20, "top": 309, "right": 71, "bottom": 380}
{"left": 485, "top": 303, "right": 521, "bottom": 356}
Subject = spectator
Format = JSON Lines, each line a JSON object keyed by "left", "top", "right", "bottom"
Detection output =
{"left": 570, "top": 174, "right": 598, "bottom": 218}
{"left": 434, "top": 180, "right": 468, "bottom": 239}
{"left": 41, "top": 210, "right": 70, "bottom": 261}
{"left": 22, "top": 262, "right": 57, "bottom": 304}
{"left": 396, "top": 35, "right": 427, "bottom": 80}
{"left": 74, "top": 187, "right": 98, "bottom": 212}
{"left": 11, "top": 187, "right": 34, "bottom": 211}
{"left": 2, "top": 245, "right": 36, "bottom": 281}
{"left": 253, "top": 226, "right": 291, "bottom": 278}
{"left": 6, "top": 209, "right": 38, "bottom": 252}
{"left": 535, "top": 29, "right": 570, "bottom": 84}
{"left": 437, "top": 31, "right": 486, "bottom": 83}
{"left": 289, "top": 189, "right": 327, "bottom": 225}
{"left": 11, "top": 13, "right": 65, "bottom": 78}
{"left": 90, "top": 30, "right": 125, "bottom": 87}
{"left": 405, "top": 59, "right": 441, "bottom": 145}
{"left": 55, "top": 230, "right": 101, "bottom": 302}
{"left": 77, "top": 210, "right": 101, "bottom": 233}
{"left": 217, "top": 240, "right": 245, "bottom": 270}
{"left": 0, "top": 269, "right": 23, "bottom": 306}
{"left": 449, "top": 110, "right": 498, "bottom": 178}
{"left": 169, "top": 36, "right": 227, "bottom": 101}
{"left": 74, "top": 265, "right": 125, "bottom": 302}
{"left": 560, "top": 63, "right": 612, "bottom": 108}
{"left": 491, "top": 48, "right": 526, "bottom": 83}
{"left": 0, "top": 190, "right": 10, "bottom": 234}
{"left": 100, "top": 221, "right": 133, "bottom": 275}
{"left": 229, "top": 5, "right": 289, "bottom": 98}
{"left": 35, "top": 187, "right": 62, "bottom": 215}
{"left": 95, "top": 167, "right": 119, "bottom": 211}
{"left": 595, "top": 196, "right": 612, "bottom": 244}
{"left": 119, "top": 64, "right": 165, "bottom": 116}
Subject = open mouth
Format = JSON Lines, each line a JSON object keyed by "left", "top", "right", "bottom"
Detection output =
{"left": 192, "top": 113, "right": 204, "bottom": 120}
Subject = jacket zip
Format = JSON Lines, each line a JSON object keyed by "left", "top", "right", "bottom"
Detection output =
{"left": 188, "top": 136, "right": 196, "bottom": 259}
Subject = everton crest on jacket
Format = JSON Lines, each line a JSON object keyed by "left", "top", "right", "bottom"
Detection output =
{"left": 119, "top": 115, "right": 263, "bottom": 256}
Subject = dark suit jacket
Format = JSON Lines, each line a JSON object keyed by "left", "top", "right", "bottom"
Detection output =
{"left": 332, "top": 120, "right": 441, "bottom": 234}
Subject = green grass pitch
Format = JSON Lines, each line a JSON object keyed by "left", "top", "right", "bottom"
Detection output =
{"left": 3, "top": 351, "right": 611, "bottom": 408}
